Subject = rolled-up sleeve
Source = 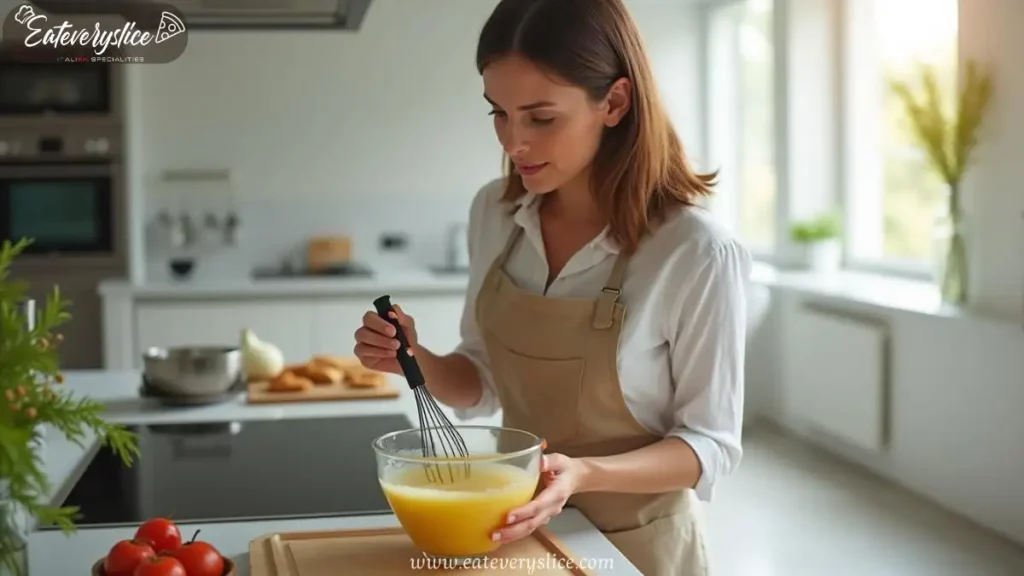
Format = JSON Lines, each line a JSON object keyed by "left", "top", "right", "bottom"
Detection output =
{"left": 451, "top": 180, "right": 503, "bottom": 419}
{"left": 665, "top": 240, "right": 750, "bottom": 502}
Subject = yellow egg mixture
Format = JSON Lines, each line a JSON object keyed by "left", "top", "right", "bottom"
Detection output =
{"left": 380, "top": 461, "right": 539, "bottom": 557}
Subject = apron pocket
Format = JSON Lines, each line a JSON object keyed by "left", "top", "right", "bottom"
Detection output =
{"left": 602, "top": 513, "right": 707, "bottom": 576}
{"left": 489, "top": 348, "right": 585, "bottom": 446}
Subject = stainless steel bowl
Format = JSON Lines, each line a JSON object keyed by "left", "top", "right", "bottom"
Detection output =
{"left": 142, "top": 346, "right": 244, "bottom": 397}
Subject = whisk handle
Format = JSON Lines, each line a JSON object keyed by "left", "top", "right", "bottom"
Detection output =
{"left": 372, "top": 295, "right": 426, "bottom": 389}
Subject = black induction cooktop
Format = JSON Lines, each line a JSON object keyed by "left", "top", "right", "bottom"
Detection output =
{"left": 44, "top": 414, "right": 412, "bottom": 529}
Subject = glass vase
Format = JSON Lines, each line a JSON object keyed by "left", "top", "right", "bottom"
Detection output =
{"left": 0, "top": 482, "right": 29, "bottom": 576}
{"left": 933, "top": 208, "right": 968, "bottom": 306}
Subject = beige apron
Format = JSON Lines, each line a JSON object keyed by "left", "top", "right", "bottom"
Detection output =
{"left": 476, "top": 224, "right": 709, "bottom": 576}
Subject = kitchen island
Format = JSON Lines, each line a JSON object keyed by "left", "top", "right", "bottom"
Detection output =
{"left": 27, "top": 370, "right": 639, "bottom": 575}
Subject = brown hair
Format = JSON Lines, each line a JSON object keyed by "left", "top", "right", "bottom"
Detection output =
{"left": 476, "top": 0, "right": 716, "bottom": 254}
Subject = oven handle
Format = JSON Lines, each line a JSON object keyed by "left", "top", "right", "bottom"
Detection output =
{"left": 171, "top": 437, "right": 233, "bottom": 460}
{"left": 0, "top": 163, "right": 116, "bottom": 178}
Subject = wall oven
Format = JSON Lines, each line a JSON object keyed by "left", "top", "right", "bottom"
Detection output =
{"left": 0, "top": 47, "right": 126, "bottom": 370}
{"left": 0, "top": 44, "right": 122, "bottom": 125}
{"left": 0, "top": 125, "right": 126, "bottom": 271}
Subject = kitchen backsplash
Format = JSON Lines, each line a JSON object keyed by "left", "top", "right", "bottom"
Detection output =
{"left": 143, "top": 187, "right": 485, "bottom": 282}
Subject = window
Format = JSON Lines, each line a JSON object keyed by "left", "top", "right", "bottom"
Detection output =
{"left": 844, "top": 0, "right": 959, "bottom": 271}
{"left": 705, "top": 0, "right": 777, "bottom": 255}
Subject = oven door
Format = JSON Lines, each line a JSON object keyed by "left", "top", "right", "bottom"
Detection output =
{"left": 0, "top": 163, "right": 121, "bottom": 260}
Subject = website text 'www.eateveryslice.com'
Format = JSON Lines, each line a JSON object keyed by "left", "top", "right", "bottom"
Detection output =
{"left": 411, "top": 553, "right": 614, "bottom": 572}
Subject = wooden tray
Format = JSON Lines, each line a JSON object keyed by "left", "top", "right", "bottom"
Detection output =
{"left": 249, "top": 526, "right": 595, "bottom": 575}
{"left": 92, "top": 556, "right": 236, "bottom": 575}
{"left": 247, "top": 380, "right": 400, "bottom": 404}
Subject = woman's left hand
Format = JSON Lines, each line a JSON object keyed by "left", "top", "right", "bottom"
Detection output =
{"left": 492, "top": 453, "right": 581, "bottom": 544}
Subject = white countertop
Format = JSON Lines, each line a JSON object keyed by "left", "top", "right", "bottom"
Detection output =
{"left": 100, "top": 260, "right": 978, "bottom": 324}
{"left": 27, "top": 370, "right": 639, "bottom": 575}
{"left": 99, "top": 269, "right": 470, "bottom": 300}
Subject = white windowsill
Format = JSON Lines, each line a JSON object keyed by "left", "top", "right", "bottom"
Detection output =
{"left": 750, "top": 261, "right": 1023, "bottom": 328}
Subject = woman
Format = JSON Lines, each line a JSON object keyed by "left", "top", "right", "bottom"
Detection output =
{"left": 353, "top": 0, "right": 750, "bottom": 574}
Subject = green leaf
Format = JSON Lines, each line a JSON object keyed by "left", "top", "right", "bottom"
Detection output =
{"left": 0, "top": 237, "right": 141, "bottom": 545}
{"left": 789, "top": 213, "right": 842, "bottom": 244}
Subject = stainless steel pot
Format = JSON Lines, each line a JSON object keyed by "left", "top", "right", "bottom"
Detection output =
{"left": 142, "top": 346, "right": 244, "bottom": 397}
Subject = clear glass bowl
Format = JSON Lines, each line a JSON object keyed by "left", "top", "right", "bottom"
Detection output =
{"left": 372, "top": 425, "right": 544, "bottom": 559}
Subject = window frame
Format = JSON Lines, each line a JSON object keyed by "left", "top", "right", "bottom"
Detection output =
{"left": 837, "top": 0, "right": 957, "bottom": 280}
{"left": 697, "top": 0, "right": 958, "bottom": 280}
{"left": 699, "top": 0, "right": 781, "bottom": 264}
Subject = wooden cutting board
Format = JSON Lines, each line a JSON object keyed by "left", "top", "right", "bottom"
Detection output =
{"left": 249, "top": 526, "right": 596, "bottom": 575}
{"left": 247, "top": 380, "right": 400, "bottom": 404}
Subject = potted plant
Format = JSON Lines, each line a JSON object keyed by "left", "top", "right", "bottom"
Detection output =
{"left": 0, "top": 238, "right": 140, "bottom": 576}
{"left": 891, "top": 59, "right": 995, "bottom": 306}
{"left": 790, "top": 214, "right": 842, "bottom": 274}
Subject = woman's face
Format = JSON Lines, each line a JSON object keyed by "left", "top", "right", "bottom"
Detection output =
{"left": 482, "top": 54, "right": 630, "bottom": 194}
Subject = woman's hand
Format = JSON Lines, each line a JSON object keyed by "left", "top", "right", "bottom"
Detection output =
{"left": 492, "top": 453, "right": 580, "bottom": 544}
{"left": 353, "top": 304, "right": 418, "bottom": 375}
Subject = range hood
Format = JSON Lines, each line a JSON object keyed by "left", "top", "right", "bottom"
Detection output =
{"left": 28, "top": 0, "right": 372, "bottom": 31}
{"left": 28, "top": 0, "right": 372, "bottom": 29}
{"left": 158, "top": 0, "right": 373, "bottom": 30}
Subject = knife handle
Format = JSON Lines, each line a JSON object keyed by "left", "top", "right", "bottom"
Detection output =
{"left": 372, "top": 295, "right": 425, "bottom": 389}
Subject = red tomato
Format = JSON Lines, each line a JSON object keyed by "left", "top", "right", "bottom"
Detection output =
{"left": 132, "top": 555, "right": 187, "bottom": 576}
{"left": 103, "top": 539, "right": 155, "bottom": 576}
{"left": 167, "top": 530, "right": 225, "bottom": 576}
{"left": 135, "top": 518, "right": 183, "bottom": 553}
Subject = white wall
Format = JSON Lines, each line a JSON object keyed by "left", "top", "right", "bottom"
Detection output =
{"left": 128, "top": 0, "right": 705, "bottom": 282}
{"left": 755, "top": 290, "right": 1024, "bottom": 544}
{"left": 958, "top": 0, "right": 1024, "bottom": 321}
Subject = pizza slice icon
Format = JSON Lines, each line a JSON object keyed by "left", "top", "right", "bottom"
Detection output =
{"left": 155, "top": 11, "right": 186, "bottom": 44}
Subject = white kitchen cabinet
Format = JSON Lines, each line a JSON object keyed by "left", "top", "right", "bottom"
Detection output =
{"left": 310, "top": 295, "right": 467, "bottom": 359}
{"left": 135, "top": 295, "right": 467, "bottom": 370}
{"left": 308, "top": 295, "right": 500, "bottom": 427}
{"left": 398, "top": 296, "right": 501, "bottom": 427}
{"left": 395, "top": 296, "right": 467, "bottom": 356}
{"left": 127, "top": 293, "right": 502, "bottom": 427}
{"left": 134, "top": 301, "right": 315, "bottom": 367}
{"left": 310, "top": 301, "right": 374, "bottom": 357}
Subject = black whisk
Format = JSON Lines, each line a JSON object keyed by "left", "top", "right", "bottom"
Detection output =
{"left": 374, "top": 295, "right": 470, "bottom": 484}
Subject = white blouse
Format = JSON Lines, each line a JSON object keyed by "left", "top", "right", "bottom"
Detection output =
{"left": 451, "top": 178, "right": 752, "bottom": 502}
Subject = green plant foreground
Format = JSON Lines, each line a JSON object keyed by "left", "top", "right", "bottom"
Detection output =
{"left": 0, "top": 238, "right": 140, "bottom": 573}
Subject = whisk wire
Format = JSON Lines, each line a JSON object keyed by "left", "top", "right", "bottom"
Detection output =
{"left": 415, "top": 387, "right": 471, "bottom": 483}
{"left": 374, "top": 295, "right": 471, "bottom": 485}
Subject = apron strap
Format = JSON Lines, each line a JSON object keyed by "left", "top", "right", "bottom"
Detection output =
{"left": 498, "top": 225, "right": 524, "bottom": 267}
{"left": 499, "top": 219, "right": 625, "bottom": 331}
{"left": 593, "top": 251, "right": 629, "bottom": 330}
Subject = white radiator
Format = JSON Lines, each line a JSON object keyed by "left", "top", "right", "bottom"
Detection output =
{"left": 788, "top": 304, "right": 890, "bottom": 452}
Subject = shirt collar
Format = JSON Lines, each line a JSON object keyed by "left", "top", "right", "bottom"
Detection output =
{"left": 511, "top": 192, "right": 622, "bottom": 260}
